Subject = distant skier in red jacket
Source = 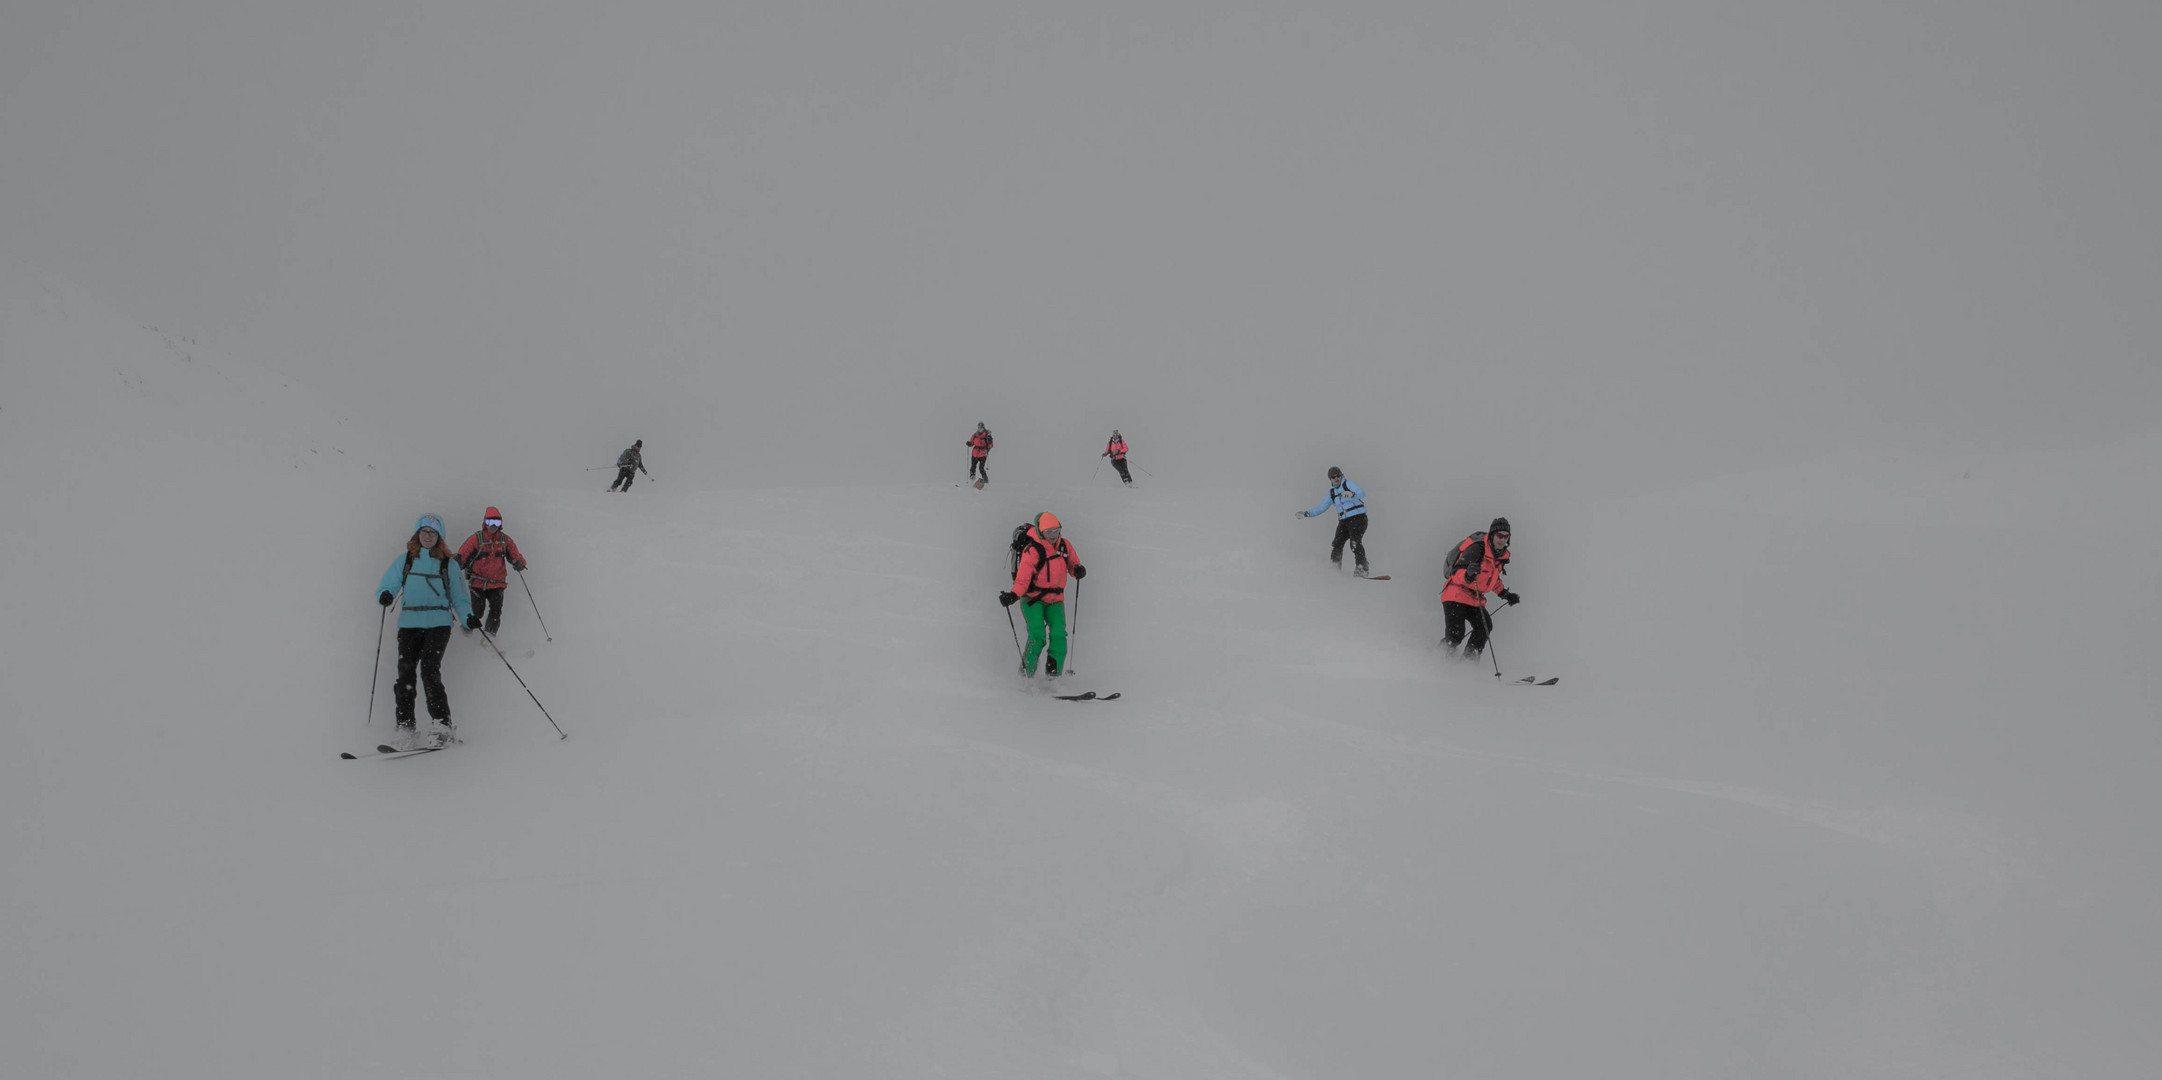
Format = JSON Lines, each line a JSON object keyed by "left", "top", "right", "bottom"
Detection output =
{"left": 1101, "top": 431, "right": 1131, "bottom": 485}
{"left": 456, "top": 506, "right": 528, "bottom": 635}
{"left": 966, "top": 423, "right": 994, "bottom": 484}
{"left": 1440, "top": 517, "right": 1520, "bottom": 660}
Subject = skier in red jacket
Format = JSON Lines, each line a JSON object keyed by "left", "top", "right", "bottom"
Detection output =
{"left": 1440, "top": 517, "right": 1520, "bottom": 660}
{"left": 966, "top": 423, "right": 994, "bottom": 485}
{"left": 999, "top": 511, "right": 1086, "bottom": 679}
{"left": 1101, "top": 431, "right": 1131, "bottom": 485}
{"left": 456, "top": 506, "right": 528, "bottom": 635}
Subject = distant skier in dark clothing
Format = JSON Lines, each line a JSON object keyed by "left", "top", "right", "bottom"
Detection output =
{"left": 609, "top": 440, "right": 647, "bottom": 492}
{"left": 376, "top": 514, "right": 475, "bottom": 748}
{"left": 1297, "top": 466, "right": 1371, "bottom": 576}
{"left": 1440, "top": 517, "right": 1520, "bottom": 660}
{"left": 1102, "top": 431, "right": 1131, "bottom": 485}
{"left": 456, "top": 506, "right": 527, "bottom": 635}
{"left": 967, "top": 423, "right": 993, "bottom": 484}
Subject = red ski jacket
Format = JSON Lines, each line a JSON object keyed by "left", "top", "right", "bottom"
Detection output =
{"left": 1011, "top": 527, "right": 1080, "bottom": 603}
{"left": 968, "top": 431, "right": 993, "bottom": 458}
{"left": 1439, "top": 532, "right": 1510, "bottom": 607}
{"left": 1103, "top": 438, "right": 1127, "bottom": 459}
{"left": 457, "top": 527, "right": 527, "bottom": 591}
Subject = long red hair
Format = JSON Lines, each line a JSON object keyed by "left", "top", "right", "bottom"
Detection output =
{"left": 407, "top": 533, "right": 454, "bottom": 560}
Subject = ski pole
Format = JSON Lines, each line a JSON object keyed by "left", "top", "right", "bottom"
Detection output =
{"left": 515, "top": 568, "right": 552, "bottom": 642}
{"left": 367, "top": 603, "right": 390, "bottom": 725}
{"left": 476, "top": 627, "right": 568, "bottom": 739}
{"left": 1005, "top": 602, "right": 1025, "bottom": 663}
{"left": 1482, "top": 605, "right": 1503, "bottom": 678}
{"left": 1132, "top": 460, "right": 1155, "bottom": 477}
{"left": 1067, "top": 576, "right": 1080, "bottom": 671}
{"left": 1092, "top": 458, "right": 1103, "bottom": 482}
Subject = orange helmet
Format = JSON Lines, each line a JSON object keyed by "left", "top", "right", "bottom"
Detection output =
{"left": 1035, "top": 511, "right": 1061, "bottom": 533}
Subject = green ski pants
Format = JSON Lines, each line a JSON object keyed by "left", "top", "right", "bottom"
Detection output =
{"left": 1021, "top": 599, "right": 1067, "bottom": 675}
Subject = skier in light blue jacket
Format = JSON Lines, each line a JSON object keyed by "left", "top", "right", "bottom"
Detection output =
{"left": 1296, "top": 466, "right": 1371, "bottom": 576}
{"left": 375, "top": 513, "right": 476, "bottom": 746}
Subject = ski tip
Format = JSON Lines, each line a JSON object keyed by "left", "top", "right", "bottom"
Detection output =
{"left": 340, "top": 752, "right": 359, "bottom": 760}
{"left": 1099, "top": 692, "right": 1121, "bottom": 700}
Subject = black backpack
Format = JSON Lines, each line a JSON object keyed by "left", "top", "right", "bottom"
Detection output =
{"left": 1006, "top": 524, "right": 1036, "bottom": 579}
{"left": 1444, "top": 532, "right": 1507, "bottom": 583}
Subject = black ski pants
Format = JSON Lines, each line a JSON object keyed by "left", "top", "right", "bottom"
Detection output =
{"left": 1442, "top": 601, "right": 1492, "bottom": 656}
{"left": 969, "top": 454, "right": 989, "bottom": 481}
{"left": 1110, "top": 458, "right": 1131, "bottom": 483}
{"left": 394, "top": 625, "right": 454, "bottom": 725}
{"left": 470, "top": 587, "right": 506, "bottom": 634}
{"left": 610, "top": 466, "right": 637, "bottom": 491}
{"left": 1330, "top": 513, "right": 1370, "bottom": 571}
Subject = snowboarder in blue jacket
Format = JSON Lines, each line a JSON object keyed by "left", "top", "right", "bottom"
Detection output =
{"left": 1296, "top": 466, "right": 1371, "bottom": 576}
{"left": 376, "top": 514, "right": 476, "bottom": 746}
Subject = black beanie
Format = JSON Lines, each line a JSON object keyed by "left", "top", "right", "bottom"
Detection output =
{"left": 1489, "top": 517, "right": 1511, "bottom": 534}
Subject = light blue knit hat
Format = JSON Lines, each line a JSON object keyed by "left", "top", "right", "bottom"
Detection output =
{"left": 414, "top": 513, "right": 446, "bottom": 537}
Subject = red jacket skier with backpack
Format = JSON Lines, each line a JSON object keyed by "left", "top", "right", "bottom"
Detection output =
{"left": 1440, "top": 517, "right": 1520, "bottom": 659}
{"left": 456, "top": 507, "right": 527, "bottom": 635}
{"left": 966, "top": 423, "right": 994, "bottom": 483}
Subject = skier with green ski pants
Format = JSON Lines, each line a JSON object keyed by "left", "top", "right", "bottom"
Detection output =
{"left": 1000, "top": 511, "right": 1086, "bottom": 679}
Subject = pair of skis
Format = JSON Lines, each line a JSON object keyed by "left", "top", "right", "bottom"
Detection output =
{"left": 341, "top": 743, "right": 444, "bottom": 760}
{"left": 1053, "top": 691, "right": 1120, "bottom": 701}
{"left": 341, "top": 731, "right": 461, "bottom": 760}
{"left": 1506, "top": 676, "right": 1560, "bottom": 686}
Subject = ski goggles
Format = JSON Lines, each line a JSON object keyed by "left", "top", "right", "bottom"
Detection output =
{"left": 1042, "top": 526, "right": 1062, "bottom": 540}
{"left": 485, "top": 518, "right": 502, "bottom": 527}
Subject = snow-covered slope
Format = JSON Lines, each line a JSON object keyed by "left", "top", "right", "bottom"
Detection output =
{"left": 4, "top": 273, "right": 2157, "bottom": 1078}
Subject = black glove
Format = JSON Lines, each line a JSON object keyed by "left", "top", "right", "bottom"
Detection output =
{"left": 1071, "top": 565, "right": 1086, "bottom": 580}
{"left": 512, "top": 561, "right": 526, "bottom": 572}
{"left": 1500, "top": 590, "right": 1521, "bottom": 606}
{"left": 999, "top": 591, "right": 1019, "bottom": 607}
{"left": 379, "top": 591, "right": 395, "bottom": 607}
{"left": 466, "top": 614, "right": 483, "bottom": 630}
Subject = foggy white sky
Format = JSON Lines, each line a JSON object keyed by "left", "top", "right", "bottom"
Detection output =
{"left": 3, "top": 1, "right": 2156, "bottom": 493}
